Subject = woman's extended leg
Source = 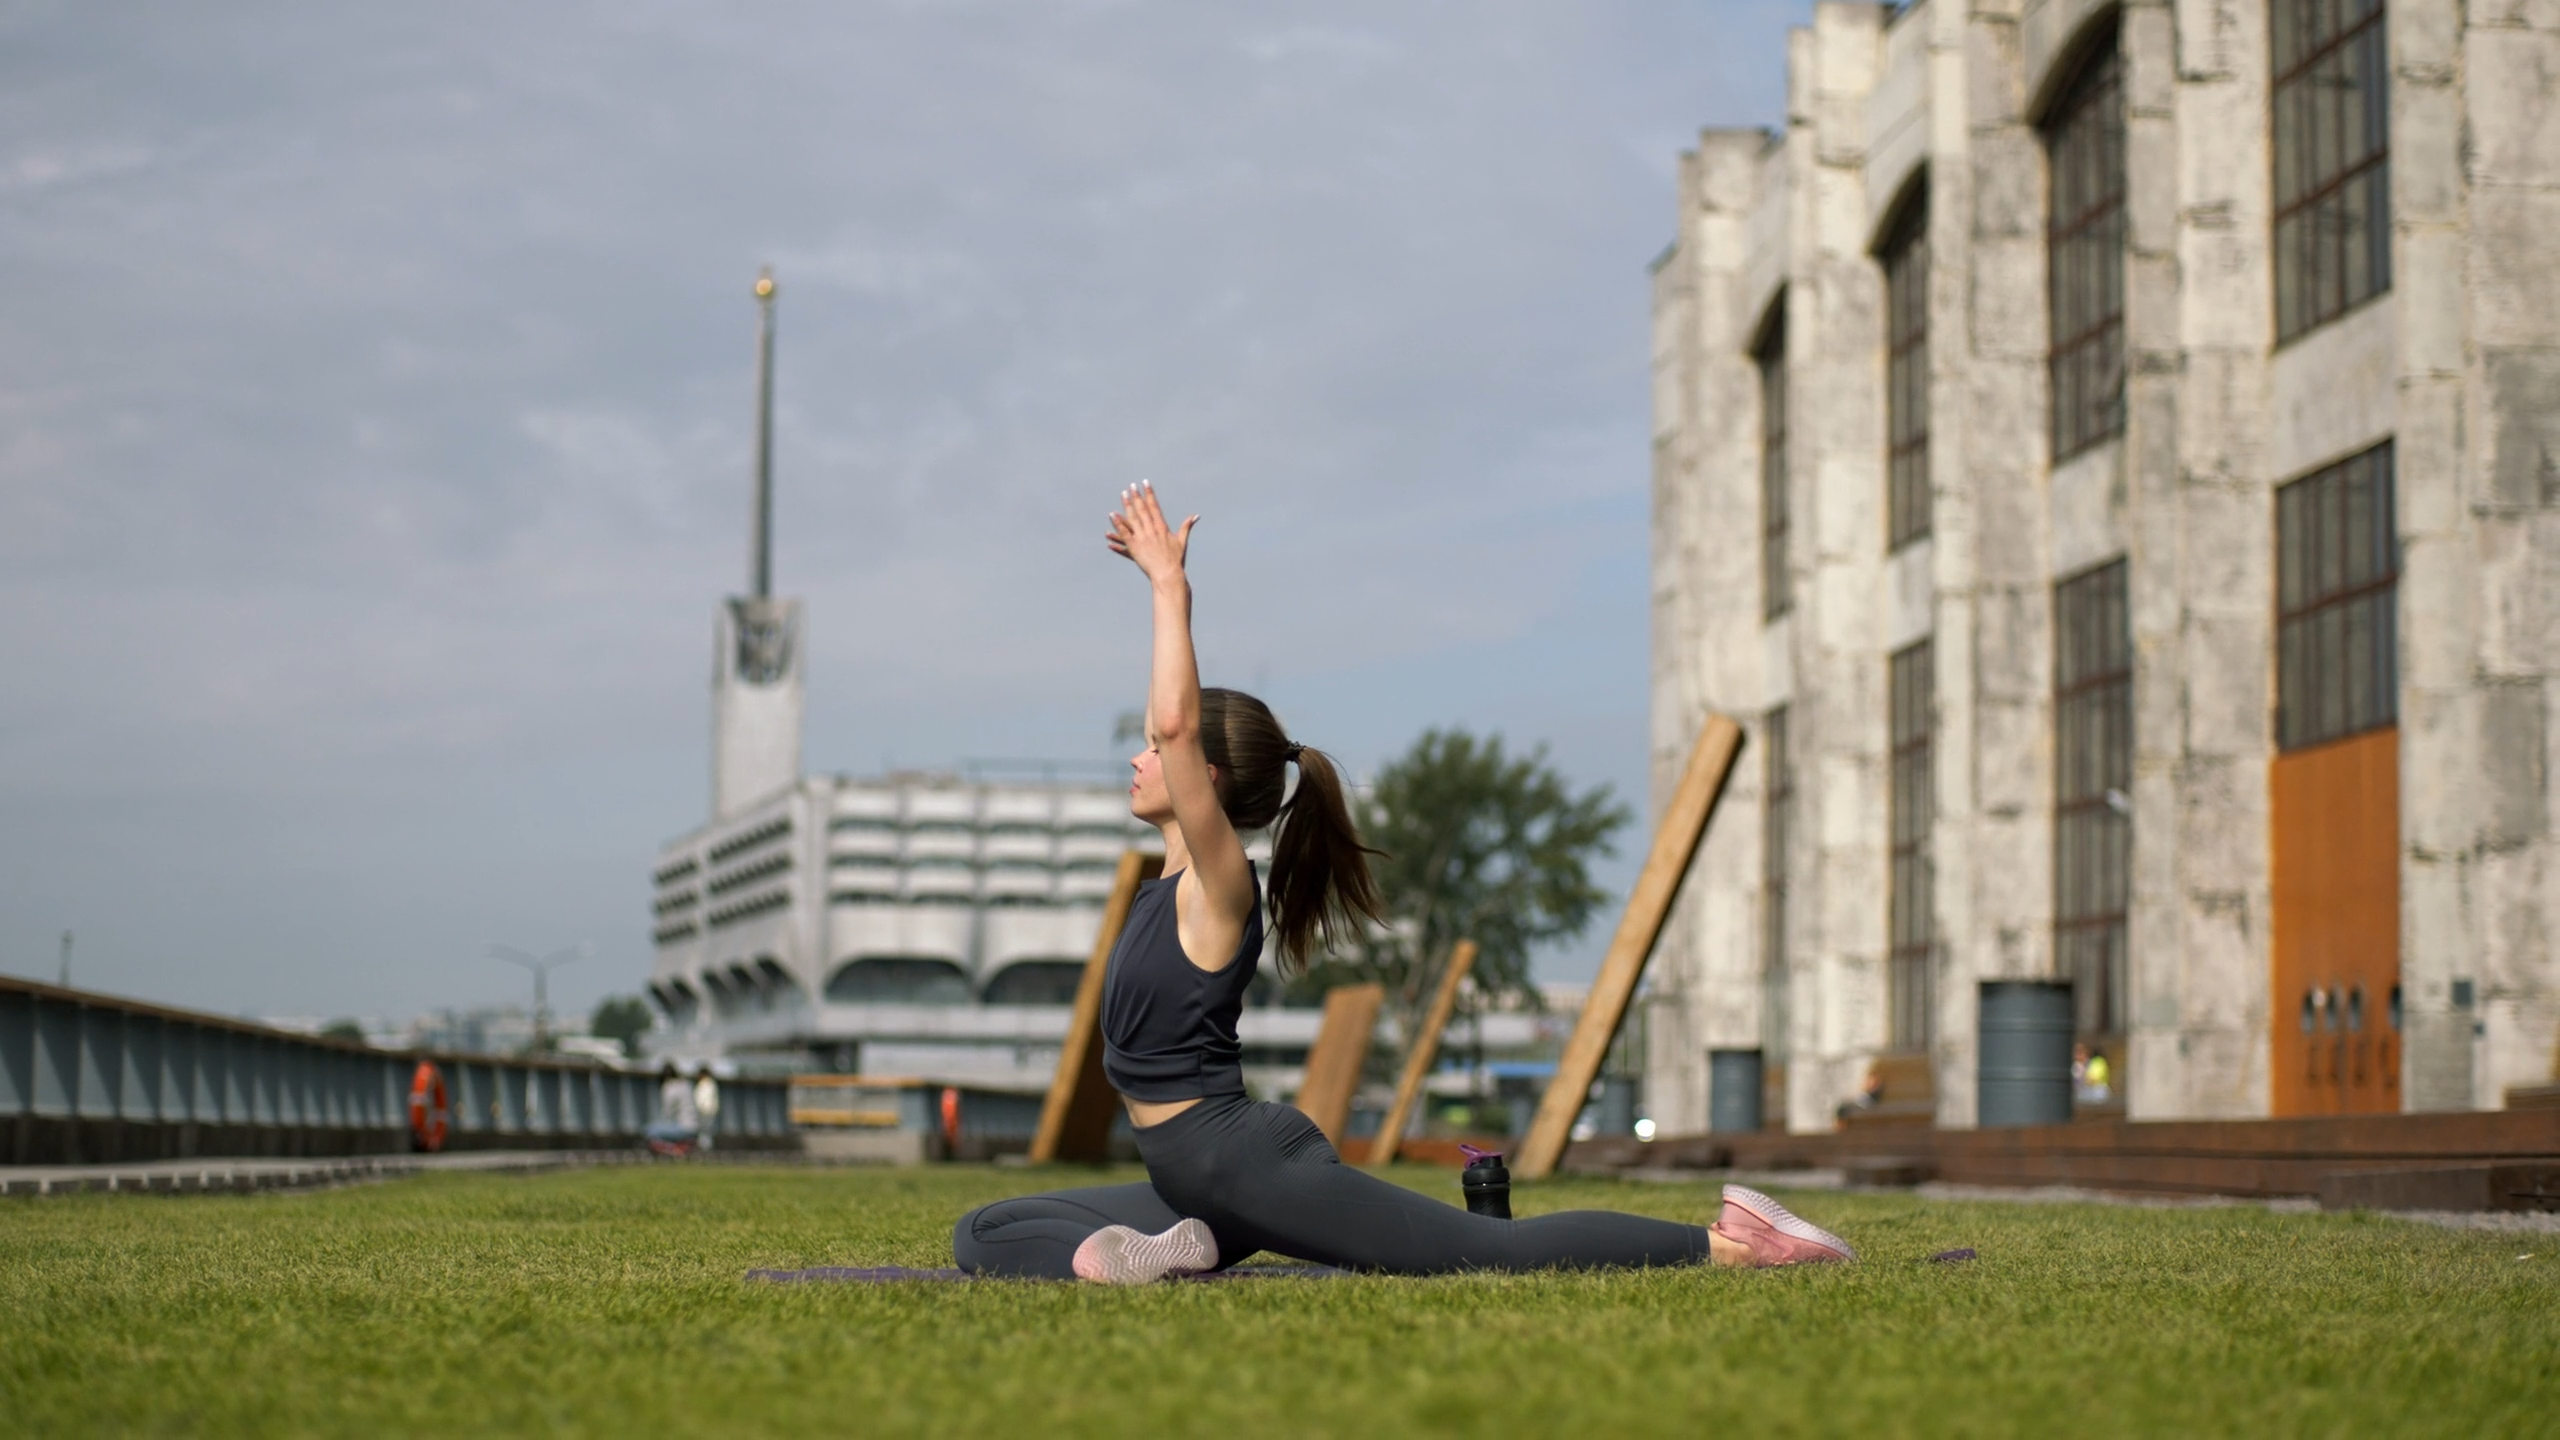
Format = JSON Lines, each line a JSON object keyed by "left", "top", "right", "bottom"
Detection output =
{"left": 1139, "top": 1099, "right": 1715, "bottom": 1275}
{"left": 1231, "top": 1161, "right": 1712, "bottom": 1273}
{"left": 951, "top": 1182, "right": 1187, "bottom": 1278}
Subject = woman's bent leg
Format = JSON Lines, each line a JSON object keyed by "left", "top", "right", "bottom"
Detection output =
{"left": 952, "top": 1182, "right": 1183, "bottom": 1278}
{"left": 1141, "top": 1100, "right": 1710, "bottom": 1275}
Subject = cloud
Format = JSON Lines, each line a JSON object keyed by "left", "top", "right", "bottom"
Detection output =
{"left": 0, "top": 0, "right": 1805, "bottom": 1018}
{"left": 0, "top": 141, "right": 161, "bottom": 196}
{"left": 1236, "top": 26, "right": 1397, "bottom": 67}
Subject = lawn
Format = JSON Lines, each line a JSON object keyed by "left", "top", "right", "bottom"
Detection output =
{"left": 2, "top": 1162, "right": 2550, "bottom": 1437}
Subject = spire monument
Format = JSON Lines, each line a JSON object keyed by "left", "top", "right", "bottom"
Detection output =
{"left": 711, "top": 267, "right": 805, "bottom": 820}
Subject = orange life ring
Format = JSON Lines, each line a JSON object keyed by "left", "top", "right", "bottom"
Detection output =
{"left": 409, "top": 1060, "right": 450, "bottom": 1152}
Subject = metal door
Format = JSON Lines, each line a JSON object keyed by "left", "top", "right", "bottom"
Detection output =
{"left": 2270, "top": 726, "right": 2400, "bottom": 1115}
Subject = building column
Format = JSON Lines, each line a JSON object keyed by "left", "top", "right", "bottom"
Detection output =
{"left": 1648, "top": 128, "right": 1783, "bottom": 1138}
{"left": 1788, "top": 5, "right": 1894, "bottom": 1129}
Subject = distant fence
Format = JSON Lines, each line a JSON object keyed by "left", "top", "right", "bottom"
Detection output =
{"left": 0, "top": 975, "right": 792, "bottom": 1167}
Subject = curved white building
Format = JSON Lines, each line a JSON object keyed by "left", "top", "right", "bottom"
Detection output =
{"left": 646, "top": 768, "right": 1169, "bottom": 1077}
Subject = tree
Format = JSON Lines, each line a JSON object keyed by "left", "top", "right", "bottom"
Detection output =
{"left": 1341, "top": 729, "right": 1630, "bottom": 1031}
{"left": 319, "top": 1019, "right": 367, "bottom": 1046}
{"left": 590, "top": 995, "right": 654, "bottom": 1058}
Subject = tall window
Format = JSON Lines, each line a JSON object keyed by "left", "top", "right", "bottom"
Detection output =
{"left": 2278, "top": 443, "right": 2398, "bottom": 750}
{"left": 2055, "top": 560, "right": 2132, "bottom": 1037}
{"left": 1758, "top": 308, "right": 1792, "bottom": 620}
{"left": 1888, "top": 640, "right": 1936, "bottom": 1051}
{"left": 2273, "top": 0, "right": 2390, "bottom": 342}
{"left": 1883, "top": 190, "right": 1931, "bottom": 549}
{"left": 1763, "top": 705, "right": 1793, "bottom": 1061}
{"left": 2046, "top": 35, "right": 2126, "bottom": 460}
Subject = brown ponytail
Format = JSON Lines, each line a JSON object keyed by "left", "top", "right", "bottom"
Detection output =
{"left": 1196, "top": 688, "right": 1385, "bottom": 974}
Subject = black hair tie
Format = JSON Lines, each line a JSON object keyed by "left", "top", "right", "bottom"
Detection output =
{"left": 1284, "top": 742, "right": 1304, "bottom": 762}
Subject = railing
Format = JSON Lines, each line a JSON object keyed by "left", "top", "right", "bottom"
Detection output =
{"left": 0, "top": 975, "right": 792, "bottom": 1167}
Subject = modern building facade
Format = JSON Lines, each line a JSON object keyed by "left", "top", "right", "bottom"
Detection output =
{"left": 643, "top": 764, "right": 1554, "bottom": 1092}
{"left": 645, "top": 762, "right": 1172, "bottom": 1081}
{"left": 1645, "top": 0, "right": 2560, "bottom": 1132}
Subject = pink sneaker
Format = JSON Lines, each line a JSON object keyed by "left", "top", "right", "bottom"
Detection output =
{"left": 1711, "top": 1184, "right": 1857, "bottom": 1267}
{"left": 1070, "top": 1218, "right": 1220, "bottom": 1285}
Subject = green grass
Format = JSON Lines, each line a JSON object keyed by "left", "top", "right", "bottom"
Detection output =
{"left": 3, "top": 1164, "right": 2551, "bottom": 1437}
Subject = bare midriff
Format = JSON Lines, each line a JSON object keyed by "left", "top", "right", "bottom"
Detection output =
{"left": 1122, "top": 1096, "right": 1202, "bottom": 1129}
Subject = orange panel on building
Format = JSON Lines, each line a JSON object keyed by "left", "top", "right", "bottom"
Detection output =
{"left": 2269, "top": 727, "right": 2401, "bottom": 1115}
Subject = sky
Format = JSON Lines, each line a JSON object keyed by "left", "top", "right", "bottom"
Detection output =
{"left": 0, "top": 0, "right": 1807, "bottom": 1026}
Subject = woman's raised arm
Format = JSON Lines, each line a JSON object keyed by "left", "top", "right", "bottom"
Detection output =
{"left": 1105, "top": 483, "right": 1256, "bottom": 952}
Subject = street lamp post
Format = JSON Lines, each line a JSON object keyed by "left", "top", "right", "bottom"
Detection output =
{"left": 486, "top": 943, "right": 590, "bottom": 1052}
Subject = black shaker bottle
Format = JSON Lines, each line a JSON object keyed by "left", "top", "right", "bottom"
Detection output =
{"left": 1459, "top": 1145, "right": 1511, "bottom": 1219}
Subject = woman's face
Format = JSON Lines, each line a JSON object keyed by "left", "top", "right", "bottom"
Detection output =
{"left": 1127, "top": 729, "right": 1216, "bottom": 828}
{"left": 1128, "top": 736, "right": 1171, "bottom": 825}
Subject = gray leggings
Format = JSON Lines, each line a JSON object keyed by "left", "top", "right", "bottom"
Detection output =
{"left": 953, "top": 1093, "right": 1712, "bottom": 1277}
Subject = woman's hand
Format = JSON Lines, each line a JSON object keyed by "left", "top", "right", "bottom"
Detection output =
{"left": 1105, "top": 480, "right": 1197, "bottom": 586}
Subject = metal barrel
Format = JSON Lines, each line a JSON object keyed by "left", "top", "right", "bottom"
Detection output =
{"left": 1977, "top": 980, "right": 2074, "bottom": 1127}
{"left": 1709, "top": 1048, "right": 1764, "bottom": 1133}
{"left": 1595, "top": 1075, "right": 1639, "bottom": 1136}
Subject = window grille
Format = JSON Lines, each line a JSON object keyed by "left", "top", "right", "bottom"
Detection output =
{"left": 1763, "top": 705, "right": 1793, "bottom": 1061}
{"left": 2277, "top": 443, "right": 2398, "bottom": 750}
{"left": 2054, "top": 559, "right": 2132, "bottom": 1037}
{"left": 1883, "top": 191, "right": 1931, "bottom": 549}
{"left": 1888, "top": 640, "right": 1936, "bottom": 1051}
{"left": 2045, "top": 35, "right": 2126, "bottom": 461}
{"left": 2273, "top": 0, "right": 2390, "bottom": 342}
{"left": 1758, "top": 309, "right": 1792, "bottom": 620}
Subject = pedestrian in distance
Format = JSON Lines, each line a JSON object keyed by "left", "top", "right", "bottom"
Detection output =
{"left": 647, "top": 1061, "right": 700, "bottom": 1156}
{"left": 693, "top": 1067, "right": 721, "bottom": 1153}
{"left": 951, "top": 481, "right": 1857, "bottom": 1283}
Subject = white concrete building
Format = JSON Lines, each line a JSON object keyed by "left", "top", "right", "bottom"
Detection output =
{"left": 645, "top": 430, "right": 1541, "bottom": 1086}
{"left": 642, "top": 760, "right": 1554, "bottom": 1088}
{"left": 1646, "top": 0, "right": 2560, "bottom": 1132}
{"left": 647, "top": 762, "right": 1166, "bottom": 1079}
{"left": 645, "top": 504, "right": 1185, "bottom": 1081}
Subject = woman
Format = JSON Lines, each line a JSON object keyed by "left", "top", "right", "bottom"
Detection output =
{"left": 951, "top": 482, "right": 1855, "bottom": 1283}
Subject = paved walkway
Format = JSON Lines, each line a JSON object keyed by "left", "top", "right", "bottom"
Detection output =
{"left": 0, "top": 1149, "right": 647, "bottom": 1198}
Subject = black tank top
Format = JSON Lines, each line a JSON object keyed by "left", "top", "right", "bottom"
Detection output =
{"left": 1101, "top": 864, "right": 1263, "bottom": 1101}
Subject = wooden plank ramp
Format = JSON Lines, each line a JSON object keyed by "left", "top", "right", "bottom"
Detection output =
{"left": 1294, "top": 983, "right": 1385, "bottom": 1146}
{"left": 1366, "top": 940, "right": 1478, "bottom": 1168}
{"left": 1515, "top": 715, "right": 1744, "bottom": 1180}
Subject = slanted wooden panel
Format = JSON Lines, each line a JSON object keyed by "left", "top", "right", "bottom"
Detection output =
{"left": 1294, "top": 983, "right": 1385, "bottom": 1146}
{"left": 1516, "top": 714, "right": 1744, "bottom": 1180}
{"left": 1028, "top": 850, "right": 1163, "bottom": 1163}
{"left": 1366, "top": 940, "right": 1478, "bottom": 1167}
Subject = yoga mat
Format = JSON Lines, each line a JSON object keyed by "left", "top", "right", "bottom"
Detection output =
{"left": 746, "top": 1264, "right": 1344, "bottom": 1284}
